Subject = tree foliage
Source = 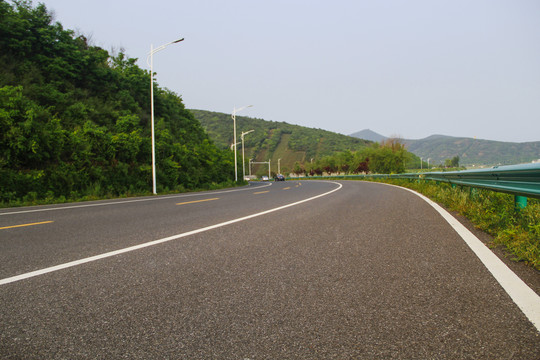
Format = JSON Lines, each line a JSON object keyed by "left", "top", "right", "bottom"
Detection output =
{"left": 0, "top": 0, "right": 233, "bottom": 205}
{"left": 445, "top": 155, "right": 460, "bottom": 168}
{"left": 306, "top": 138, "right": 409, "bottom": 176}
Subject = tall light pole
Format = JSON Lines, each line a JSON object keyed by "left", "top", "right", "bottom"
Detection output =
{"left": 231, "top": 105, "right": 253, "bottom": 182}
{"left": 147, "top": 37, "right": 184, "bottom": 194}
{"left": 278, "top": 158, "right": 281, "bottom": 174}
{"left": 241, "top": 130, "right": 254, "bottom": 180}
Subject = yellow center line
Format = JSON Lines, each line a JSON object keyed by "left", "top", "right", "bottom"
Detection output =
{"left": 283, "top": 187, "right": 291, "bottom": 190}
{"left": 253, "top": 191, "right": 270, "bottom": 195}
{"left": 176, "top": 198, "right": 219, "bottom": 206}
{"left": 0, "top": 221, "right": 54, "bottom": 230}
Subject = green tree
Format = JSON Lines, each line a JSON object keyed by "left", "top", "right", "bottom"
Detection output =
{"left": 445, "top": 156, "right": 460, "bottom": 168}
{"left": 0, "top": 0, "right": 235, "bottom": 205}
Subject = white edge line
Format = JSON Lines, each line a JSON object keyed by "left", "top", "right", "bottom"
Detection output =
{"left": 0, "top": 181, "right": 341, "bottom": 286}
{"left": 380, "top": 182, "right": 540, "bottom": 332}
{"left": 0, "top": 182, "right": 272, "bottom": 216}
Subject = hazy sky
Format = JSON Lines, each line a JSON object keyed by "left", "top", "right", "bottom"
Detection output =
{"left": 34, "top": 0, "right": 540, "bottom": 142}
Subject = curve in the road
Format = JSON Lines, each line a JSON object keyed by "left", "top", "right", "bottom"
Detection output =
{"left": 386, "top": 182, "right": 540, "bottom": 332}
{"left": 0, "top": 181, "right": 342, "bottom": 286}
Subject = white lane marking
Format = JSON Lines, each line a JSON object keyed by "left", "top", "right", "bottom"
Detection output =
{"left": 382, "top": 182, "right": 540, "bottom": 332}
{"left": 0, "top": 182, "right": 341, "bottom": 285}
{"left": 0, "top": 183, "right": 272, "bottom": 216}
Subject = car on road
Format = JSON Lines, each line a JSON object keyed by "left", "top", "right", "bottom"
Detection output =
{"left": 261, "top": 176, "right": 269, "bottom": 181}
{"left": 274, "top": 174, "right": 285, "bottom": 181}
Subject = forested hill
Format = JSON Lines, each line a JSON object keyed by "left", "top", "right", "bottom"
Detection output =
{"left": 0, "top": 1, "right": 233, "bottom": 205}
{"left": 403, "top": 135, "right": 540, "bottom": 167}
{"left": 190, "top": 109, "right": 371, "bottom": 175}
{"left": 350, "top": 130, "right": 540, "bottom": 166}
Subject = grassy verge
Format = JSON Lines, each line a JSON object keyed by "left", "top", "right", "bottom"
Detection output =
{"left": 0, "top": 180, "right": 247, "bottom": 209}
{"left": 376, "top": 178, "right": 540, "bottom": 270}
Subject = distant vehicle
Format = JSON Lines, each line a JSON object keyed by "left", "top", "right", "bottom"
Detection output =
{"left": 261, "top": 176, "right": 269, "bottom": 181}
{"left": 274, "top": 174, "right": 285, "bottom": 181}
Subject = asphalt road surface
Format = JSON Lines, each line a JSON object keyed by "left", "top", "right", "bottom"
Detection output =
{"left": 1, "top": 180, "right": 539, "bottom": 359}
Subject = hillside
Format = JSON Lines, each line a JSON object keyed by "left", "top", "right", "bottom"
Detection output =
{"left": 404, "top": 135, "right": 540, "bottom": 167}
{"left": 191, "top": 109, "right": 371, "bottom": 175}
{"left": 0, "top": 1, "right": 233, "bottom": 204}
{"left": 350, "top": 130, "right": 540, "bottom": 167}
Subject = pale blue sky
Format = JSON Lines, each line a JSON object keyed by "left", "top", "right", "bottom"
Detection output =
{"left": 34, "top": 0, "right": 540, "bottom": 142}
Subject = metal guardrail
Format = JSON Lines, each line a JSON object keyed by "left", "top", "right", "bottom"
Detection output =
{"left": 416, "top": 163, "right": 540, "bottom": 200}
{"left": 289, "top": 163, "right": 540, "bottom": 208}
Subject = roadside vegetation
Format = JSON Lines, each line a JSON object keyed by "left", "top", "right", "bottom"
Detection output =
{"left": 0, "top": 1, "right": 235, "bottom": 207}
{"left": 291, "top": 140, "right": 408, "bottom": 176}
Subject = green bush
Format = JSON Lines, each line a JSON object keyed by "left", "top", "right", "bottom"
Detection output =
{"left": 0, "top": 1, "right": 235, "bottom": 206}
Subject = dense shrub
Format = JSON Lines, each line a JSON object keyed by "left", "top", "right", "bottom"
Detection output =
{"left": 0, "top": 1, "right": 234, "bottom": 206}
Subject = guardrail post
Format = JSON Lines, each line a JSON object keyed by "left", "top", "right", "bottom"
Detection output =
{"left": 514, "top": 195, "right": 527, "bottom": 210}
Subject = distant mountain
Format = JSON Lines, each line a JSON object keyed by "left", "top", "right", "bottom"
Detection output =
{"left": 404, "top": 135, "right": 540, "bottom": 167}
{"left": 348, "top": 129, "right": 387, "bottom": 142}
{"left": 349, "top": 131, "right": 540, "bottom": 166}
{"left": 190, "top": 110, "right": 371, "bottom": 175}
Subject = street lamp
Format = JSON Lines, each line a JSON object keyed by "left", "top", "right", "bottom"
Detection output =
{"left": 241, "top": 130, "right": 254, "bottom": 180}
{"left": 231, "top": 105, "right": 253, "bottom": 182}
{"left": 278, "top": 158, "right": 281, "bottom": 174}
{"left": 147, "top": 37, "right": 184, "bottom": 194}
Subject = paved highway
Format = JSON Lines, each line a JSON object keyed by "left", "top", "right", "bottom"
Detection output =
{"left": 1, "top": 180, "right": 538, "bottom": 358}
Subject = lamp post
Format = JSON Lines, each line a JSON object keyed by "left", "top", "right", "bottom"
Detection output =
{"left": 231, "top": 105, "right": 253, "bottom": 182}
{"left": 241, "top": 130, "right": 254, "bottom": 180}
{"left": 278, "top": 158, "right": 281, "bottom": 174}
{"left": 147, "top": 37, "right": 184, "bottom": 195}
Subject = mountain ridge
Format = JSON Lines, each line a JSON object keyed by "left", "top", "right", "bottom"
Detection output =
{"left": 189, "top": 109, "right": 372, "bottom": 174}
{"left": 350, "top": 130, "right": 540, "bottom": 166}
{"left": 190, "top": 109, "right": 373, "bottom": 176}
{"left": 348, "top": 129, "right": 386, "bottom": 143}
